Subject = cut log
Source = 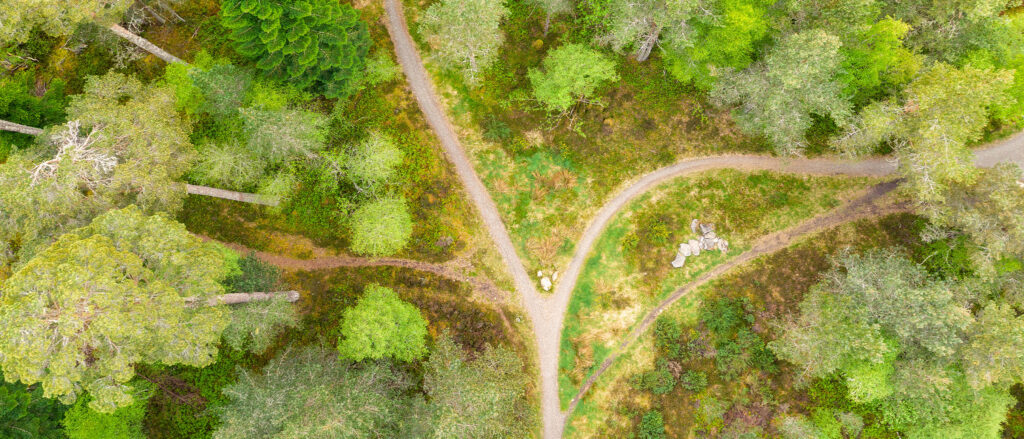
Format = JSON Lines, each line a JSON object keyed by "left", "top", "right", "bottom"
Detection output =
{"left": 0, "top": 119, "right": 44, "bottom": 136}
{"left": 107, "top": 23, "right": 183, "bottom": 64}
{"left": 185, "top": 184, "right": 279, "bottom": 206}
{"left": 186, "top": 291, "right": 300, "bottom": 307}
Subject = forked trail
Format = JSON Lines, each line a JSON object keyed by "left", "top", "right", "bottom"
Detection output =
{"left": 379, "top": 1, "right": 1024, "bottom": 436}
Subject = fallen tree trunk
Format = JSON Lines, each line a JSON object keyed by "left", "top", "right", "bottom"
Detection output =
{"left": 0, "top": 121, "right": 280, "bottom": 207}
{"left": 107, "top": 23, "right": 183, "bottom": 64}
{"left": 185, "top": 184, "right": 280, "bottom": 206}
{"left": 0, "top": 119, "right": 45, "bottom": 136}
{"left": 186, "top": 291, "right": 300, "bottom": 307}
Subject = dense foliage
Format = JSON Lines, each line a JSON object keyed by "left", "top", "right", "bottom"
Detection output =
{"left": 220, "top": 0, "right": 371, "bottom": 98}
{"left": 529, "top": 43, "right": 619, "bottom": 113}
{"left": 215, "top": 346, "right": 410, "bottom": 439}
{"left": 337, "top": 285, "right": 428, "bottom": 362}
{"left": 420, "top": 0, "right": 509, "bottom": 84}
{"left": 771, "top": 250, "right": 1024, "bottom": 437}
{"left": 0, "top": 206, "right": 230, "bottom": 412}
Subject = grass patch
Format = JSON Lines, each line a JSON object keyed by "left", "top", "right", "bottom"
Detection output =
{"left": 559, "top": 170, "right": 873, "bottom": 410}
{"left": 404, "top": 0, "right": 769, "bottom": 277}
{"left": 564, "top": 213, "right": 924, "bottom": 438}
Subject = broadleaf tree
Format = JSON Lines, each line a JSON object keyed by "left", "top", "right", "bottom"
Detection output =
{"left": 529, "top": 43, "right": 620, "bottom": 114}
{"left": 214, "top": 347, "right": 411, "bottom": 439}
{"left": 770, "top": 250, "right": 1024, "bottom": 438}
{"left": 422, "top": 334, "right": 535, "bottom": 438}
{"left": 712, "top": 29, "right": 852, "bottom": 155}
{"left": 419, "top": 0, "right": 510, "bottom": 84}
{"left": 349, "top": 197, "right": 413, "bottom": 257}
{"left": 596, "top": 0, "right": 699, "bottom": 62}
{"left": 337, "top": 285, "right": 428, "bottom": 363}
{"left": 0, "top": 206, "right": 231, "bottom": 413}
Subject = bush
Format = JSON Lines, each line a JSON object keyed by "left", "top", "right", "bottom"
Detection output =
{"left": 337, "top": 284, "right": 428, "bottom": 362}
{"left": 654, "top": 317, "right": 683, "bottom": 357}
{"left": 62, "top": 381, "right": 155, "bottom": 439}
{"left": 700, "top": 297, "right": 754, "bottom": 337}
{"left": 220, "top": 0, "right": 371, "bottom": 98}
{"left": 0, "top": 372, "right": 66, "bottom": 438}
{"left": 223, "top": 252, "right": 281, "bottom": 293}
{"left": 638, "top": 410, "right": 667, "bottom": 439}
{"left": 636, "top": 359, "right": 676, "bottom": 394}
{"left": 680, "top": 370, "right": 709, "bottom": 392}
{"left": 349, "top": 197, "right": 413, "bottom": 257}
{"left": 0, "top": 72, "right": 66, "bottom": 149}
{"left": 483, "top": 117, "right": 512, "bottom": 142}
{"left": 528, "top": 43, "right": 619, "bottom": 113}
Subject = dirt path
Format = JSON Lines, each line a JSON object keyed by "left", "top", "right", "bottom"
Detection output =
{"left": 563, "top": 180, "right": 910, "bottom": 416}
{"left": 200, "top": 236, "right": 514, "bottom": 332}
{"left": 381, "top": 3, "right": 564, "bottom": 435}
{"left": 378, "top": 2, "right": 1024, "bottom": 436}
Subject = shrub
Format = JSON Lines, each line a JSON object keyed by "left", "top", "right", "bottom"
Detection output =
{"left": 337, "top": 284, "right": 428, "bottom": 362}
{"left": 528, "top": 43, "right": 619, "bottom": 113}
{"left": 638, "top": 410, "right": 667, "bottom": 439}
{"left": 349, "top": 197, "right": 413, "bottom": 257}
{"left": 0, "top": 72, "right": 66, "bottom": 149}
{"left": 680, "top": 370, "right": 709, "bottom": 392}
{"left": 636, "top": 359, "right": 676, "bottom": 394}
{"left": 0, "top": 372, "right": 66, "bottom": 438}
{"left": 220, "top": 0, "right": 371, "bottom": 98}
{"left": 62, "top": 381, "right": 155, "bottom": 439}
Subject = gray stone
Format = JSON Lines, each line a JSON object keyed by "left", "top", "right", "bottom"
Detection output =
{"left": 690, "top": 218, "right": 700, "bottom": 234}
{"left": 679, "top": 243, "right": 692, "bottom": 257}
{"left": 699, "top": 222, "right": 715, "bottom": 235}
{"left": 671, "top": 253, "right": 687, "bottom": 268}
{"left": 688, "top": 239, "right": 701, "bottom": 256}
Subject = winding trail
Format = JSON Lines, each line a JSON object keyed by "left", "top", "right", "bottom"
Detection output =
{"left": 200, "top": 236, "right": 513, "bottom": 332}
{"left": 378, "top": 2, "right": 1024, "bottom": 436}
{"left": 564, "top": 180, "right": 909, "bottom": 414}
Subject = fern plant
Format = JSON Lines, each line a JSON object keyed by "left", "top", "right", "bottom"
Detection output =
{"left": 220, "top": 0, "right": 371, "bottom": 98}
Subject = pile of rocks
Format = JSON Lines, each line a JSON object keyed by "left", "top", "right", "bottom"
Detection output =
{"left": 537, "top": 270, "right": 558, "bottom": 291}
{"left": 671, "top": 219, "right": 729, "bottom": 268}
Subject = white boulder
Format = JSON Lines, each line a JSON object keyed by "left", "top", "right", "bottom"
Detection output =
{"left": 541, "top": 276, "right": 552, "bottom": 291}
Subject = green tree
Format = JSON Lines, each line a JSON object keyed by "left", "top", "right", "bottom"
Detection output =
{"left": 61, "top": 381, "right": 154, "bottom": 439}
{"left": 0, "top": 0, "right": 132, "bottom": 45}
{"left": 529, "top": 0, "right": 573, "bottom": 33}
{"left": 833, "top": 63, "right": 1013, "bottom": 203}
{"left": 220, "top": 0, "right": 371, "bottom": 98}
{"left": 0, "top": 372, "right": 66, "bottom": 439}
{"left": 0, "top": 206, "right": 231, "bottom": 412}
{"left": 926, "top": 164, "right": 1024, "bottom": 273}
{"left": 0, "top": 72, "right": 65, "bottom": 152}
{"left": 422, "top": 334, "right": 534, "bottom": 438}
{"left": 349, "top": 197, "right": 413, "bottom": 257}
{"left": 66, "top": 72, "right": 195, "bottom": 213}
{"left": 529, "top": 43, "right": 620, "bottom": 113}
{"left": 665, "top": 0, "right": 773, "bottom": 89}
{"left": 240, "top": 107, "right": 327, "bottom": 165}
{"left": 214, "top": 347, "right": 410, "bottom": 439}
{"left": 713, "top": 29, "right": 852, "bottom": 155}
{"left": 420, "top": 0, "right": 509, "bottom": 84}
{"left": 771, "top": 250, "right": 1023, "bottom": 438}
{"left": 337, "top": 285, "right": 428, "bottom": 363}
{"left": 221, "top": 253, "right": 298, "bottom": 354}
{"left": 343, "top": 132, "right": 404, "bottom": 193}
{"left": 596, "top": 0, "right": 698, "bottom": 62}
{"left": 838, "top": 17, "right": 921, "bottom": 105}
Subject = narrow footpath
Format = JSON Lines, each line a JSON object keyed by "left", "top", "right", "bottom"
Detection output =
{"left": 379, "top": 2, "right": 1024, "bottom": 436}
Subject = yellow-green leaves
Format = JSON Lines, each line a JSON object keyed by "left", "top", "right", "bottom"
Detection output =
{"left": 0, "top": 206, "right": 229, "bottom": 413}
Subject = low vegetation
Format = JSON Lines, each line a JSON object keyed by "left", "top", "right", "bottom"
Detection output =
{"left": 559, "top": 170, "right": 871, "bottom": 407}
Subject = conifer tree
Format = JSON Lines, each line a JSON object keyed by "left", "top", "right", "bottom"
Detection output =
{"left": 220, "top": 0, "right": 371, "bottom": 98}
